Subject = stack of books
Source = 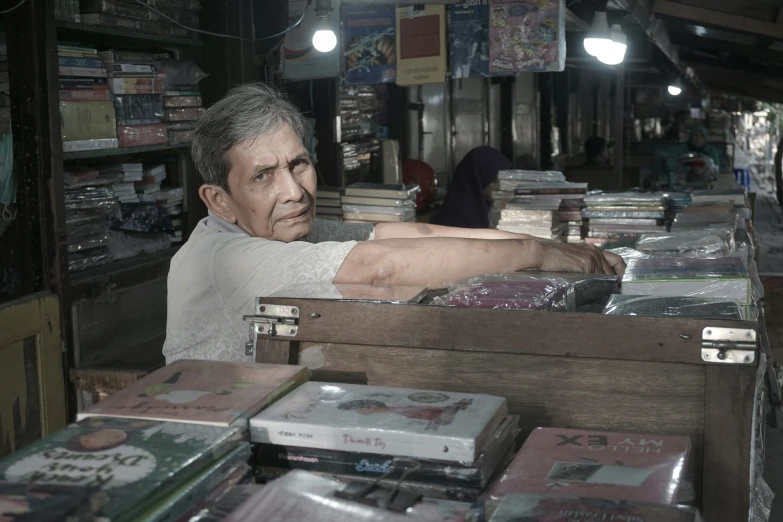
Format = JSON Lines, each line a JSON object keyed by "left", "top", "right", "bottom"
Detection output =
{"left": 491, "top": 170, "right": 567, "bottom": 228}
{"left": 603, "top": 294, "right": 747, "bottom": 320}
{"left": 341, "top": 183, "right": 419, "bottom": 223}
{"left": 482, "top": 427, "right": 696, "bottom": 520}
{"left": 134, "top": 163, "right": 167, "bottom": 196}
{"left": 157, "top": 59, "right": 206, "bottom": 145}
{"left": 583, "top": 193, "right": 668, "bottom": 247}
{"left": 0, "top": 360, "right": 309, "bottom": 521}
{"left": 496, "top": 199, "right": 564, "bottom": 240}
{"left": 100, "top": 49, "right": 168, "bottom": 148}
{"left": 250, "top": 382, "right": 516, "bottom": 503}
{"left": 58, "top": 43, "right": 118, "bottom": 153}
{"left": 80, "top": 0, "right": 200, "bottom": 39}
{"left": 316, "top": 186, "right": 343, "bottom": 221}
{"left": 621, "top": 256, "right": 752, "bottom": 313}
{"left": 100, "top": 162, "right": 143, "bottom": 204}
{"left": 156, "top": 187, "right": 185, "bottom": 242}
{"left": 62, "top": 167, "right": 115, "bottom": 272}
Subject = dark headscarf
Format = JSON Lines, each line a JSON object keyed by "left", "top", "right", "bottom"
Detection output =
{"left": 687, "top": 125, "right": 708, "bottom": 153}
{"left": 438, "top": 146, "right": 512, "bottom": 229}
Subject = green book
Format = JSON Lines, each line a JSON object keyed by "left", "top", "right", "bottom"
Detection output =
{"left": 0, "top": 417, "right": 242, "bottom": 522}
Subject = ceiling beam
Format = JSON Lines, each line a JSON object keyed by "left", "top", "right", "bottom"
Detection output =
{"left": 652, "top": 0, "right": 783, "bottom": 40}
{"left": 691, "top": 62, "right": 783, "bottom": 104}
{"left": 671, "top": 31, "right": 783, "bottom": 65}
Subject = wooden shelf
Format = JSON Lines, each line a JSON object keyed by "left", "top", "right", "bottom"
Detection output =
{"left": 63, "top": 143, "right": 190, "bottom": 160}
{"left": 56, "top": 21, "right": 203, "bottom": 47}
{"left": 67, "top": 246, "right": 180, "bottom": 301}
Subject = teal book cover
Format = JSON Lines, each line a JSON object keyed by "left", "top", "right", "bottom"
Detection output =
{"left": 0, "top": 417, "right": 242, "bottom": 522}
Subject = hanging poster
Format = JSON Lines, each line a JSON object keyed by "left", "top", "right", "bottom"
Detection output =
{"left": 283, "top": 0, "right": 341, "bottom": 80}
{"left": 488, "top": 0, "right": 565, "bottom": 74}
{"left": 449, "top": 0, "right": 490, "bottom": 78}
{"left": 396, "top": 5, "right": 447, "bottom": 86}
{"left": 342, "top": 5, "right": 397, "bottom": 84}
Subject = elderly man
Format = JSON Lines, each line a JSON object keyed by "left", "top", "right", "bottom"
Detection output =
{"left": 163, "top": 83, "right": 625, "bottom": 363}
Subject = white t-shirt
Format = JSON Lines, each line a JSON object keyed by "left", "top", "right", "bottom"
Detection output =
{"left": 162, "top": 214, "right": 374, "bottom": 363}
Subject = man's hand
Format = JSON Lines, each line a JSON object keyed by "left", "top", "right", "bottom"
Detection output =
{"left": 535, "top": 241, "right": 626, "bottom": 275}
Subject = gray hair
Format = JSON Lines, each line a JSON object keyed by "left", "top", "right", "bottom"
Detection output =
{"left": 191, "top": 82, "right": 307, "bottom": 192}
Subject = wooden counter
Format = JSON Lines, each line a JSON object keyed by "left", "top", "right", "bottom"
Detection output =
{"left": 248, "top": 300, "right": 763, "bottom": 522}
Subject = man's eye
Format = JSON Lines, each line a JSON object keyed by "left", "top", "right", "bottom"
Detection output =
{"left": 292, "top": 159, "right": 311, "bottom": 173}
{"left": 255, "top": 172, "right": 270, "bottom": 181}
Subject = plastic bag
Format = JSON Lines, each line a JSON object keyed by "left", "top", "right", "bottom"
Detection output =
{"left": 64, "top": 186, "right": 120, "bottom": 214}
{"left": 118, "top": 123, "right": 167, "bottom": 147}
{"left": 107, "top": 230, "right": 172, "bottom": 260}
{"left": 68, "top": 249, "right": 113, "bottom": 272}
{"left": 635, "top": 230, "right": 733, "bottom": 258}
{"left": 164, "top": 96, "right": 202, "bottom": 107}
{"left": 433, "top": 275, "right": 576, "bottom": 312}
{"left": 497, "top": 170, "right": 565, "bottom": 183}
{"left": 585, "top": 192, "right": 667, "bottom": 207}
{"left": 155, "top": 60, "right": 208, "bottom": 90}
{"left": 113, "top": 94, "right": 164, "bottom": 120}
{"left": 603, "top": 294, "right": 746, "bottom": 320}
{"left": 584, "top": 210, "right": 665, "bottom": 219}
{"left": 67, "top": 233, "right": 110, "bottom": 254}
{"left": 187, "top": 485, "right": 262, "bottom": 522}
{"left": 110, "top": 203, "right": 173, "bottom": 234}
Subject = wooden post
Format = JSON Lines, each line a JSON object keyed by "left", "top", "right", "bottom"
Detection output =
{"left": 613, "top": 65, "right": 625, "bottom": 189}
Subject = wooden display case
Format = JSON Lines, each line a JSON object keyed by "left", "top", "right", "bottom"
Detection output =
{"left": 246, "top": 298, "right": 765, "bottom": 522}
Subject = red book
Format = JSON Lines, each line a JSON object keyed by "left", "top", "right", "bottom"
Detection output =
{"left": 59, "top": 89, "right": 111, "bottom": 101}
{"left": 487, "top": 428, "right": 690, "bottom": 504}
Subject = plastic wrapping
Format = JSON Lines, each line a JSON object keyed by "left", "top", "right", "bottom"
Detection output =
{"left": 155, "top": 60, "right": 208, "bottom": 90}
{"left": 621, "top": 257, "right": 752, "bottom": 304}
{"left": 111, "top": 203, "right": 173, "bottom": 233}
{"left": 187, "top": 485, "right": 262, "bottom": 522}
{"left": 603, "top": 295, "right": 746, "bottom": 320}
{"left": 112, "top": 94, "right": 164, "bottom": 120}
{"left": 59, "top": 101, "right": 117, "bottom": 142}
{"left": 168, "top": 129, "right": 194, "bottom": 145}
{"left": 433, "top": 276, "right": 576, "bottom": 312}
{"left": 751, "top": 475, "right": 774, "bottom": 522}
{"left": 64, "top": 186, "right": 119, "bottom": 213}
{"left": 165, "top": 120, "right": 197, "bottom": 131}
{"left": 67, "top": 232, "right": 109, "bottom": 253}
{"left": 62, "top": 138, "right": 118, "bottom": 152}
{"left": 497, "top": 170, "right": 565, "bottom": 182}
{"left": 163, "top": 107, "right": 205, "bottom": 121}
{"left": 673, "top": 211, "right": 739, "bottom": 230}
{"left": 583, "top": 210, "right": 665, "bottom": 219}
{"left": 164, "top": 95, "right": 202, "bottom": 107}
{"left": 635, "top": 230, "right": 734, "bottom": 258}
{"left": 117, "top": 123, "right": 167, "bottom": 147}
{"left": 107, "top": 230, "right": 171, "bottom": 261}
{"left": 341, "top": 204, "right": 414, "bottom": 215}
{"left": 68, "top": 249, "right": 113, "bottom": 272}
{"left": 222, "top": 470, "right": 471, "bottom": 522}
{"left": 66, "top": 215, "right": 108, "bottom": 238}
{"left": 585, "top": 192, "right": 667, "bottom": 207}
{"left": 446, "top": 272, "right": 619, "bottom": 307}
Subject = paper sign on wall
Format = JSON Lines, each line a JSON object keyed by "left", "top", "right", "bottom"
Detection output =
{"left": 342, "top": 4, "right": 397, "bottom": 84}
{"left": 395, "top": 5, "right": 447, "bottom": 86}
{"left": 449, "top": 0, "right": 490, "bottom": 78}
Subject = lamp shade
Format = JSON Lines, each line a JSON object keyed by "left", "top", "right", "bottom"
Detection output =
{"left": 597, "top": 24, "right": 627, "bottom": 65}
{"left": 583, "top": 11, "right": 611, "bottom": 57}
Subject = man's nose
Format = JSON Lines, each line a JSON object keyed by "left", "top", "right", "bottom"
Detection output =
{"left": 277, "top": 168, "right": 305, "bottom": 202}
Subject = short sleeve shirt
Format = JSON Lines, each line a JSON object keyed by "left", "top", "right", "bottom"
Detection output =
{"left": 162, "top": 214, "right": 374, "bottom": 363}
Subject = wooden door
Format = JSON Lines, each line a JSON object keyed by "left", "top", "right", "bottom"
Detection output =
{"left": 0, "top": 292, "right": 67, "bottom": 457}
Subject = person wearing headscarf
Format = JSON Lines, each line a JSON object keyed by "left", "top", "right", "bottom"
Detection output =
{"left": 437, "top": 146, "right": 512, "bottom": 229}
{"left": 652, "top": 125, "right": 720, "bottom": 186}
{"left": 685, "top": 125, "right": 720, "bottom": 169}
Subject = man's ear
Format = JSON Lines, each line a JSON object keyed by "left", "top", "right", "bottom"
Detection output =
{"left": 199, "top": 184, "right": 237, "bottom": 224}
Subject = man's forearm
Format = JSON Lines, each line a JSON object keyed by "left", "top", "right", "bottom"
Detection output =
{"left": 374, "top": 222, "right": 533, "bottom": 241}
{"left": 335, "top": 237, "right": 542, "bottom": 289}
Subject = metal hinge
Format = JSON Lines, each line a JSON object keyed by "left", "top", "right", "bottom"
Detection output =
{"left": 243, "top": 302, "right": 300, "bottom": 338}
{"left": 701, "top": 327, "right": 757, "bottom": 364}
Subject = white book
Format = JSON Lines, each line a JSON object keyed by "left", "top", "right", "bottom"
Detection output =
{"left": 249, "top": 382, "right": 507, "bottom": 462}
{"left": 344, "top": 183, "right": 420, "bottom": 200}
{"left": 136, "top": 185, "right": 160, "bottom": 195}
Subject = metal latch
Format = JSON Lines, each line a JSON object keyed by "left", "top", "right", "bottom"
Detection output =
{"left": 243, "top": 303, "right": 300, "bottom": 338}
{"left": 701, "top": 327, "right": 757, "bottom": 364}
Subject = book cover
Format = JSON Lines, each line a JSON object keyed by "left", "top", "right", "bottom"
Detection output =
{"left": 59, "top": 66, "right": 107, "bottom": 78}
{"left": 342, "top": 5, "right": 397, "bottom": 84}
{"left": 0, "top": 417, "right": 242, "bottom": 522}
{"left": 487, "top": 428, "right": 690, "bottom": 504}
{"left": 489, "top": 0, "right": 565, "bottom": 74}
{"left": 488, "top": 493, "right": 700, "bottom": 521}
{"left": 255, "top": 414, "right": 518, "bottom": 488}
{"left": 77, "top": 360, "right": 309, "bottom": 428}
{"left": 450, "top": 0, "right": 490, "bottom": 78}
{"left": 250, "top": 382, "right": 507, "bottom": 462}
{"left": 59, "top": 102, "right": 117, "bottom": 142}
{"left": 283, "top": 0, "right": 341, "bottom": 80}
{"left": 0, "top": 482, "right": 105, "bottom": 522}
{"left": 227, "top": 470, "right": 471, "bottom": 521}
{"left": 344, "top": 182, "right": 419, "bottom": 199}
{"left": 396, "top": 5, "right": 447, "bottom": 85}
{"left": 268, "top": 283, "right": 428, "bottom": 304}
{"left": 623, "top": 257, "right": 748, "bottom": 282}
{"left": 130, "top": 444, "right": 251, "bottom": 522}
{"left": 58, "top": 57, "right": 104, "bottom": 68}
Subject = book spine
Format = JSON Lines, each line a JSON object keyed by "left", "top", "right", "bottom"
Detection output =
{"left": 82, "top": 13, "right": 145, "bottom": 30}
{"left": 59, "top": 76, "right": 109, "bottom": 84}
{"left": 59, "top": 66, "right": 107, "bottom": 77}
{"left": 59, "top": 89, "right": 111, "bottom": 101}
{"left": 58, "top": 57, "right": 104, "bottom": 68}
{"left": 109, "top": 78, "right": 164, "bottom": 94}
{"left": 514, "top": 188, "right": 587, "bottom": 195}
{"left": 109, "top": 63, "right": 158, "bottom": 74}
{"left": 58, "top": 82, "right": 110, "bottom": 90}
{"left": 117, "top": 118, "right": 163, "bottom": 125}
{"left": 57, "top": 46, "right": 97, "bottom": 54}
{"left": 80, "top": 0, "right": 154, "bottom": 20}
{"left": 62, "top": 138, "right": 119, "bottom": 152}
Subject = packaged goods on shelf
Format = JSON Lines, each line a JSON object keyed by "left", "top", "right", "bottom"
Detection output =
{"left": 164, "top": 96, "right": 203, "bottom": 107}
{"left": 59, "top": 101, "right": 117, "bottom": 142}
{"left": 163, "top": 107, "right": 206, "bottom": 121}
{"left": 112, "top": 94, "right": 164, "bottom": 121}
{"left": 62, "top": 138, "right": 119, "bottom": 152}
{"left": 117, "top": 123, "right": 167, "bottom": 147}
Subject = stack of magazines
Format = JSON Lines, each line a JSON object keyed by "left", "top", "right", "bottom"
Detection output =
{"left": 316, "top": 187, "right": 343, "bottom": 222}
{"left": 341, "top": 183, "right": 419, "bottom": 223}
{"left": 583, "top": 192, "right": 668, "bottom": 247}
{"left": 250, "top": 382, "right": 518, "bottom": 503}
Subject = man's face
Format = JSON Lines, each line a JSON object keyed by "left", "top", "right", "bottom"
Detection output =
{"left": 691, "top": 130, "right": 706, "bottom": 148}
{"left": 224, "top": 124, "right": 316, "bottom": 242}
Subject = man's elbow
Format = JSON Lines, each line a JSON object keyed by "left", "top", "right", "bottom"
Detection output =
{"left": 335, "top": 245, "right": 401, "bottom": 286}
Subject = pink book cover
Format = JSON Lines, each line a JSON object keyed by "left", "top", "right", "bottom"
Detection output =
{"left": 488, "top": 428, "right": 690, "bottom": 504}
{"left": 488, "top": 493, "right": 700, "bottom": 521}
{"left": 77, "top": 360, "right": 309, "bottom": 427}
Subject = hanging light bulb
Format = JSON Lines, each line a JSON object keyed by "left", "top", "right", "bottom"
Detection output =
{"left": 583, "top": 11, "right": 612, "bottom": 57}
{"left": 312, "top": 0, "right": 336, "bottom": 53}
{"left": 597, "top": 24, "right": 627, "bottom": 65}
{"left": 668, "top": 80, "right": 683, "bottom": 96}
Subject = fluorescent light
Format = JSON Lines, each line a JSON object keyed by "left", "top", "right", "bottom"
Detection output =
{"left": 597, "top": 24, "right": 627, "bottom": 65}
{"left": 312, "top": 29, "right": 337, "bottom": 52}
{"left": 584, "top": 11, "right": 611, "bottom": 57}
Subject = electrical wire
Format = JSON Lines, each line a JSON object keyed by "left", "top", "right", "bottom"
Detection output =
{"left": 0, "top": 0, "right": 29, "bottom": 15}
{"left": 130, "top": 0, "right": 311, "bottom": 41}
